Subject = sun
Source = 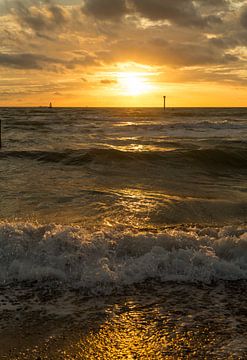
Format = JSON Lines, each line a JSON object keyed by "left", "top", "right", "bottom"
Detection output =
{"left": 117, "top": 72, "right": 152, "bottom": 96}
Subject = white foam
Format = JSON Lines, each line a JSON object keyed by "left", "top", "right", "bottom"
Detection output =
{"left": 0, "top": 222, "right": 246, "bottom": 293}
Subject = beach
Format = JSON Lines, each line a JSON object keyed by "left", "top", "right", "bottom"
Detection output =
{"left": 0, "top": 282, "right": 247, "bottom": 359}
{"left": 1, "top": 281, "right": 246, "bottom": 359}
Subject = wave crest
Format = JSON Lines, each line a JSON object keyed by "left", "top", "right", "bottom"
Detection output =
{"left": 0, "top": 222, "right": 246, "bottom": 293}
{"left": 1, "top": 147, "right": 247, "bottom": 169}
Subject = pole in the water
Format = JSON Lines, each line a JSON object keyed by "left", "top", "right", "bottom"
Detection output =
{"left": 163, "top": 96, "right": 166, "bottom": 110}
{"left": 49, "top": 102, "right": 52, "bottom": 108}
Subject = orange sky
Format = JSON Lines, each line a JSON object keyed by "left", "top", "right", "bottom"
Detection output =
{"left": 1, "top": 0, "right": 247, "bottom": 107}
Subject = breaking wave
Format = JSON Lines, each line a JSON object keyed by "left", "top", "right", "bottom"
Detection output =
{"left": 0, "top": 222, "right": 246, "bottom": 294}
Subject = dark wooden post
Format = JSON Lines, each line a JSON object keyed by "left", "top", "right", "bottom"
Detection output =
{"left": 163, "top": 96, "right": 166, "bottom": 110}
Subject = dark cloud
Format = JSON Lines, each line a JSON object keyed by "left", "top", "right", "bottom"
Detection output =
{"left": 49, "top": 4, "right": 67, "bottom": 24}
{"left": 131, "top": 0, "right": 206, "bottom": 27}
{"left": 240, "top": 5, "right": 247, "bottom": 29}
{"left": 82, "top": 0, "right": 127, "bottom": 19}
{"left": 12, "top": 2, "right": 68, "bottom": 32}
{"left": 0, "top": 52, "right": 58, "bottom": 69}
{"left": 0, "top": 52, "right": 100, "bottom": 70}
{"left": 206, "top": 15, "right": 223, "bottom": 25}
{"left": 100, "top": 79, "right": 117, "bottom": 84}
{"left": 80, "top": 0, "right": 230, "bottom": 27}
{"left": 208, "top": 36, "right": 239, "bottom": 49}
{"left": 98, "top": 35, "right": 239, "bottom": 67}
{"left": 36, "top": 32, "right": 55, "bottom": 41}
{"left": 195, "top": 0, "right": 229, "bottom": 8}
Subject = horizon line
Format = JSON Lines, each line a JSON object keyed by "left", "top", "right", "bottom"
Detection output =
{"left": 1, "top": 106, "right": 247, "bottom": 109}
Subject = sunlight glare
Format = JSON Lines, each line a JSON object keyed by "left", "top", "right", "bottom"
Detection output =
{"left": 117, "top": 72, "right": 152, "bottom": 96}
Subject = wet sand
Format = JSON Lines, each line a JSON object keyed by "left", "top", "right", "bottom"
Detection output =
{"left": 0, "top": 281, "right": 246, "bottom": 359}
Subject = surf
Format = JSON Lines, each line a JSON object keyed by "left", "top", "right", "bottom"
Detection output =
{"left": 0, "top": 221, "right": 246, "bottom": 293}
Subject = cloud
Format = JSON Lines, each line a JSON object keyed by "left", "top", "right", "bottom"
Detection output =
{"left": 11, "top": 1, "right": 68, "bottom": 32}
{"left": 98, "top": 34, "right": 239, "bottom": 68}
{"left": 0, "top": 51, "right": 100, "bottom": 70}
{"left": 131, "top": 0, "right": 206, "bottom": 27}
{"left": 240, "top": 5, "right": 247, "bottom": 29}
{"left": 80, "top": 0, "right": 230, "bottom": 27}
{"left": 1, "top": 0, "right": 247, "bottom": 105}
{"left": 67, "top": 54, "right": 101, "bottom": 68}
{"left": 82, "top": 0, "right": 127, "bottom": 20}
{"left": 196, "top": 0, "right": 229, "bottom": 9}
{"left": 0, "top": 52, "right": 58, "bottom": 69}
{"left": 100, "top": 79, "right": 117, "bottom": 84}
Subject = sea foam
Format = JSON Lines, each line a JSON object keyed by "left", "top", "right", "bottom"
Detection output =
{"left": 0, "top": 222, "right": 246, "bottom": 294}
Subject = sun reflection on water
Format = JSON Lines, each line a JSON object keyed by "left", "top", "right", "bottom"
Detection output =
{"left": 71, "top": 304, "right": 166, "bottom": 359}
{"left": 59, "top": 294, "right": 221, "bottom": 360}
{"left": 109, "top": 144, "right": 177, "bottom": 152}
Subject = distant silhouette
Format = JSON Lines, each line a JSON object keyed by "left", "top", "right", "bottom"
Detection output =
{"left": 49, "top": 102, "right": 52, "bottom": 108}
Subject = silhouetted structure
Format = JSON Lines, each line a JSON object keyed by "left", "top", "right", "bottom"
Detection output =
{"left": 49, "top": 102, "right": 52, "bottom": 108}
{"left": 163, "top": 96, "right": 166, "bottom": 110}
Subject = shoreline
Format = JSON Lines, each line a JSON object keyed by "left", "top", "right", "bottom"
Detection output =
{"left": 0, "top": 281, "right": 246, "bottom": 359}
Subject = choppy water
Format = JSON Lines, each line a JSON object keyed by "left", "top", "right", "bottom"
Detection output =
{"left": 0, "top": 107, "right": 246, "bottom": 226}
{"left": 0, "top": 107, "right": 246, "bottom": 288}
{"left": 0, "top": 107, "right": 246, "bottom": 358}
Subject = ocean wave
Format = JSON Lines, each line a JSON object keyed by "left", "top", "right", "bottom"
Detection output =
{"left": 0, "top": 222, "right": 246, "bottom": 293}
{"left": 111, "top": 122, "right": 246, "bottom": 134}
{"left": 1, "top": 147, "right": 247, "bottom": 169}
{"left": 171, "top": 120, "right": 246, "bottom": 130}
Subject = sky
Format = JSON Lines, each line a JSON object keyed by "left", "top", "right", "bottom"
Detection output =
{"left": 0, "top": 0, "right": 247, "bottom": 107}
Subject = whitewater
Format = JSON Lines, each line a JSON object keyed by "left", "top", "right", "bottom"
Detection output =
{"left": 0, "top": 107, "right": 246, "bottom": 358}
{"left": 0, "top": 222, "right": 246, "bottom": 290}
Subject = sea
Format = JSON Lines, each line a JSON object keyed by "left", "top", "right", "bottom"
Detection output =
{"left": 0, "top": 107, "right": 246, "bottom": 359}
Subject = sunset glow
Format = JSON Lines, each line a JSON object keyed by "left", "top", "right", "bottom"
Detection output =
{"left": 117, "top": 72, "right": 153, "bottom": 96}
{"left": 0, "top": 0, "right": 247, "bottom": 107}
